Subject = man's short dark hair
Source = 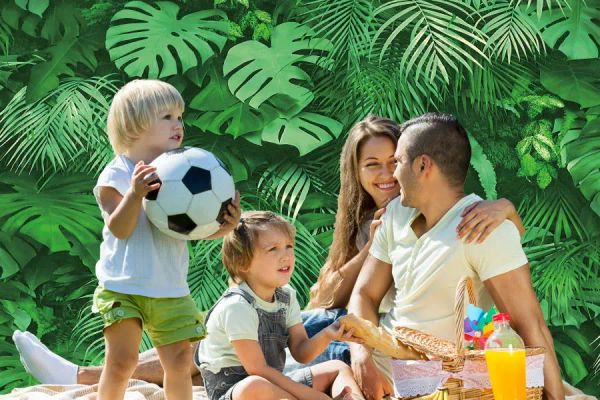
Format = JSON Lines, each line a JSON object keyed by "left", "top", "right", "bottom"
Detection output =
{"left": 400, "top": 112, "right": 471, "bottom": 186}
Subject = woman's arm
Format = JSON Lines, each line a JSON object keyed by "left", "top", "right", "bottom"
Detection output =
{"left": 457, "top": 198, "right": 525, "bottom": 243}
{"left": 310, "top": 208, "right": 387, "bottom": 309}
{"left": 311, "top": 245, "right": 371, "bottom": 309}
{"left": 232, "top": 339, "right": 331, "bottom": 400}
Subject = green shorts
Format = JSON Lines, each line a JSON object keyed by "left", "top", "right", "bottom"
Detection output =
{"left": 92, "top": 287, "right": 206, "bottom": 348}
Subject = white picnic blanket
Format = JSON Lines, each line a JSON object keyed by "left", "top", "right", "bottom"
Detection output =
{"left": 1, "top": 379, "right": 595, "bottom": 399}
{"left": 2, "top": 379, "right": 208, "bottom": 399}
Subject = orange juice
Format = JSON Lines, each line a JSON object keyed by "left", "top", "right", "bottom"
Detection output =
{"left": 485, "top": 348, "right": 526, "bottom": 400}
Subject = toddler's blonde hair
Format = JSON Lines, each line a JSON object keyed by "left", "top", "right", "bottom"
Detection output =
{"left": 107, "top": 79, "right": 184, "bottom": 154}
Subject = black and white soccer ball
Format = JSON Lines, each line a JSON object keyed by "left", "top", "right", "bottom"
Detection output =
{"left": 143, "top": 147, "right": 235, "bottom": 240}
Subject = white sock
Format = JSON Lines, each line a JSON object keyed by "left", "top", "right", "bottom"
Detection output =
{"left": 22, "top": 331, "right": 49, "bottom": 351}
{"left": 12, "top": 330, "right": 78, "bottom": 385}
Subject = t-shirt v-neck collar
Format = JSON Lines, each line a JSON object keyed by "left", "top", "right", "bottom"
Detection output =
{"left": 404, "top": 194, "right": 479, "bottom": 241}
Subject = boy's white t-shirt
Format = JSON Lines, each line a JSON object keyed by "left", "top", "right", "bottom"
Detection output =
{"left": 369, "top": 194, "right": 528, "bottom": 343}
{"left": 94, "top": 155, "right": 190, "bottom": 298}
{"left": 198, "top": 282, "right": 303, "bottom": 374}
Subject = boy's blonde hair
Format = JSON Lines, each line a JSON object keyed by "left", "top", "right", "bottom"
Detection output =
{"left": 107, "top": 79, "right": 185, "bottom": 154}
{"left": 222, "top": 211, "right": 296, "bottom": 283}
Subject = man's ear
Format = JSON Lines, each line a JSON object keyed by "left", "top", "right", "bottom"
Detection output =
{"left": 416, "top": 155, "right": 434, "bottom": 175}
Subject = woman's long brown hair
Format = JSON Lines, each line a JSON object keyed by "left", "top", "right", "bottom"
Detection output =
{"left": 308, "top": 115, "right": 400, "bottom": 309}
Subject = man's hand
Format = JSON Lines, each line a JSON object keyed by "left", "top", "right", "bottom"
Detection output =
{"left": 351, "top": 347, "right": 393, "bottom": 400}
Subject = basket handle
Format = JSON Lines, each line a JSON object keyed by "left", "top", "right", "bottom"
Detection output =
{"left": 455, "top": 276, "right": 477, "bottom": 355}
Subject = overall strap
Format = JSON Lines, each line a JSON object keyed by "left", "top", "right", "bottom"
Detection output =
{"left": 204, "top": 288, "right": 255, "bottom": 324}
{"left": 274, "top": 287, "right": 290, "bottom": 305}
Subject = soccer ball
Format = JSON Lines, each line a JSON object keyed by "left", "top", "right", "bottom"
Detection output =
{"left": 143, "top": 147, "right": 235, "bottom": 240}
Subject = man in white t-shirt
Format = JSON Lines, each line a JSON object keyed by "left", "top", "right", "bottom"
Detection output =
{"left": 347, "top": 112, "right": 564, "bottom": 400}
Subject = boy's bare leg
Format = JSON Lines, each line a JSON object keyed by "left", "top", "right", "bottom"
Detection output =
{"left": 14, "top": 331, "right": 202, "bottom": 386}
{"left": 81, "top": 342, "right": 202, "bottom": 385}
{"left": 310, "top": 360, "right": 365, "bottom": 400}
{"left": 78, "top": 342, "right": 203, "bottom": 386}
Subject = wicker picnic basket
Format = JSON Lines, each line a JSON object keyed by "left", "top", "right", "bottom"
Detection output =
{"left": 391, "top": 277, "right": 544, "bottom": 400}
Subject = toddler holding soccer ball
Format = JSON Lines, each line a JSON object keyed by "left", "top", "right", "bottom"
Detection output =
{"left": 93, "top": 79, "right": 241, "bottom": 400}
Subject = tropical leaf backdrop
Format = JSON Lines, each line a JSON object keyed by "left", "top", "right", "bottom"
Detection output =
{"left": 0, "top": 0, "right": 599, "bottom": 395}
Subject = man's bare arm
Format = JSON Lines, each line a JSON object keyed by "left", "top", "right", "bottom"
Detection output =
{"left": 484, "top": 265, "right": 565, "bottom": 400}
{"left": 347, "top": 254, "right": 394, "bottom": 400}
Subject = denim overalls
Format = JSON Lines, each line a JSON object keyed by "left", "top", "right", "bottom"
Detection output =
{"left": 199, "top": 287, "right": 313, "bottom": 400}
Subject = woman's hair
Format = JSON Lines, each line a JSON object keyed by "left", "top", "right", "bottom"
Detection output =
{"left": 308, "top": 115, "right": 400, "bottom": 308}
{"left": 222, "top": 211, "right": 296, "bottom": 283}
{"left": 107, "top": 79, "right": 185, "bottom": 154}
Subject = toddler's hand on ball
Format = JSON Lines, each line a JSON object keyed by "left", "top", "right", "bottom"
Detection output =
{"left": 131, "top": 161, "right": 161, "bottom": 199}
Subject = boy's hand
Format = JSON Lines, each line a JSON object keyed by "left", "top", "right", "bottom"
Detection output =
{"left": 221, "top": 191, "right": 242, "bottom": 230}
{"left": 203, "top": 191, "right": 241, "bottom": 239}
{"left": 324, "top": 321, "right": 364, "bottom": 344}
{"left": 131, "top": 161, "right": 160, "bottom": 200}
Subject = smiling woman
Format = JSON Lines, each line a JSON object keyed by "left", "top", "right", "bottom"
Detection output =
{"left": 309, "top": 116, "right": 401, "bottom": 311}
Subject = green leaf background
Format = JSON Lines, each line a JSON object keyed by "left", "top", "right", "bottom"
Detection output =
{"left": 0, "top": 0, "right": 599, "bottom": 395}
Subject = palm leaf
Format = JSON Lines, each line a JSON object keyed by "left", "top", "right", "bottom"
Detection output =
{"left": 468, "top": 134, "right": 497, "bottom": 199}
{"left": 528, "top": 239, "right": 600, "bottom": 326}
{"left": 0, "top": 340, "right": 36, "bottom": 393}
{"left": 519, "top": 179, "right": 591, "bottom": 244}
{"left": 512, "top": 0, "right": 570, "bottom": 18}
{"left": 188, "top": 239, "right": 228, "bottom": 312}
{"left": 300, "top": 0, "right": 374, "bottom": 70}
{"left": 455, "top": 59, "right": 534, "bottom": 112}
{"left": 0, "top": 76, "right": 118, "bottom": 175}
{"left": 71, "top": 295, "right": 105, "bottom": 365}
{"left": 291, "top": 219, "right": 327, "bottom": 307}
{"left": 479, "top": 0, "right": 545, "bottom": 63}
{"left": 259, "top": 161, "right": 312, "bottom": 220}
{"left": 372, "top": 0, "right": 489, "bottom": 84}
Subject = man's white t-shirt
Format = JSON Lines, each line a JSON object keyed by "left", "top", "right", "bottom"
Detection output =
{"left": 369, "top": 194, "right": 528, "bottom": 342}
{"left": 198, "top": 282, "right": 303, "bottom": 374}
{"left": 94, "top": 155, "right": 190, "bottom": 298}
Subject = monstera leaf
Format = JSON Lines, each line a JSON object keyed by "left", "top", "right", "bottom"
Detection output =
{"left": 0, "top": 173, "right": 102, "bottom": 267}
{"left": 0, "top": 233, "right": 35, "bottom": 279}
{"left": 530, "top": 0, "right": 600, "bottom": 60}
{"left": 223, "top": 22, "right": 332, "bottom": 109}
{"left": 106, "top": 1, "right": 228, "bottom": 78}
{"left": 2, "top": 0, "right": 82, "bottom": 41}
{"left": 189, "top": 65, "right": 265, "bottom": 138}
{"left": 541, "top": 59, "right": 600, "bottom": 109}
{"left": 15, "top": 0, "right": 49, "bottom": 17}
{"left": 26, "top": 34, "right": 99, "bottom": 101}
{"left": 562, "top": 117, "right": 600, "bottom": 216}
{"left": 261, "top": 111, "right": 343, "bottom": 156}
{"left": 191, "top": 102, "right": 264, "bottom": 138}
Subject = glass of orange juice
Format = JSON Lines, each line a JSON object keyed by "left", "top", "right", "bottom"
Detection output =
{"left": 485, "top": 348, "right": 526, "bottom": 400}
